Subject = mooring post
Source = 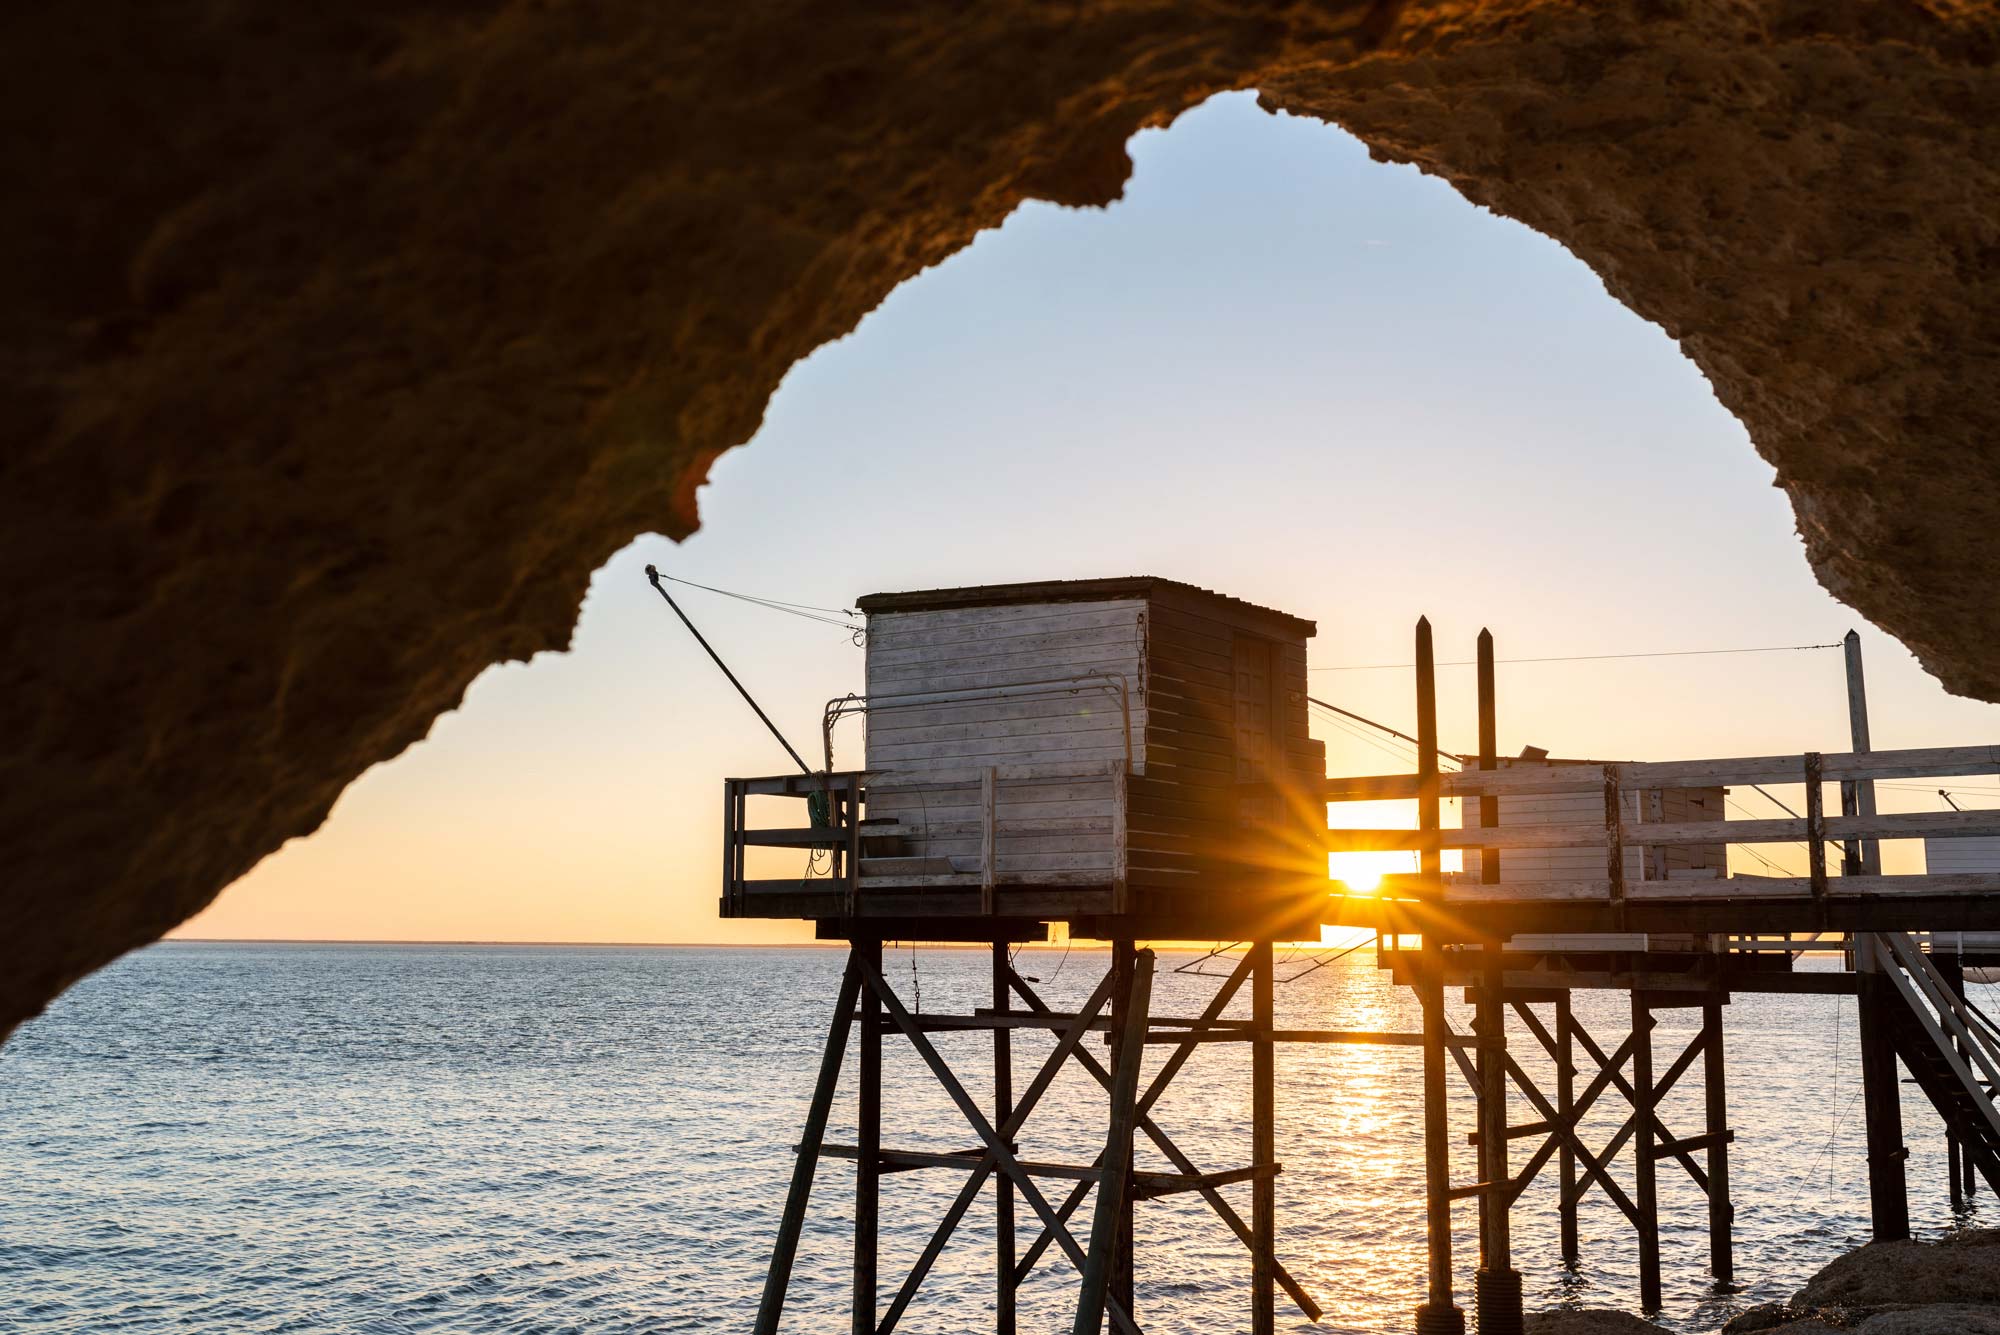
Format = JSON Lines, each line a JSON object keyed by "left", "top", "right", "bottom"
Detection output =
{"left": 1413, "top": 617, "right": 1465, "bottom": 1335}
{"left": 1631, "top": 993, "right": 1662, "bottom": 1313}
{"left": 1074, "top": 947, "right": 1155, "bottom": 1335}
{"left": 1702, "top": 996, "right": 1735, "bottom": 1282}
{"left": 1556, "top": 992, "right": 1580, "bottom": 1269}
{"left": 1252, "top": 938, "right": 1276, "bottom": 1335}
{"left": 993, "top": 941, "right": 1018, "bottom": 1334}
{"left": 854, "top": 939, "right": 882, "bottom": 1335}
{"left": 754, "top": 954, "right": 862, "bottom": 1335}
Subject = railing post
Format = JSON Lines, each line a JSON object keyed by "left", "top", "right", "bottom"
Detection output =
{"left": 981, "top": 767, "right": 998, "bottom": 917}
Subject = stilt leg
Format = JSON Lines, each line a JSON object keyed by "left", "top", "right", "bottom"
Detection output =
{"left": 1631, "top": 993, "right": 1661, "bottom": 1313}
{"left": 1109, "top": 939, "right": 1136, "bottom": 1319}
{"left": 1475, "top": 951, "right": 1522, "bottom": 1335}
{"left": 1415, "top": 942, "right": 1464, "bottom": 1335}
{"left": 1252, "top": 939, "right": 1276, "bottom": 1335}
{"left": 994, "top": 942, "right": 1017, "bottom": 1335}
{"left": 1074, "top": 948, "right": 1155, "bottom": 1335}
{"left": 1856, "top": 934, "right": 1911, "bottom": 1241}
{"left": 1412, "top": 616, "right": 1464, "bottom": 1335}
{"left": 754, "top": 954, "right": 862, "bottom": 1335}
{"left": 854, "top": 940, "right": 881, "bottom": 1335}
{"left": 1702, "top": 997, "right": 1734, "bottom": 1283}
{"left": 1556, "top": 992, "right": 1580, "bottom": 1270}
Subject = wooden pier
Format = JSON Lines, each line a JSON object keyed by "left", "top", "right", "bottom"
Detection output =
{"left": 718, "top": 579, "right": 2000, "bottom": 1333}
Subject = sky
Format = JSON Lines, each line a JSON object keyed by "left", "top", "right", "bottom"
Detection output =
{"left": 174, "top": 92, "right": 2000, "bottom": 945}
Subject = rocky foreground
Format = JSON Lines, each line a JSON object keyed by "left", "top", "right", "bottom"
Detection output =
{"left": 1522, "top": 1229, "right": 2000, "bottom": 1335}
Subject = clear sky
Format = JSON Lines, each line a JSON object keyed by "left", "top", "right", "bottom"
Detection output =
{"left": 175, "top": 93, "right": 2000, "bottom": 944}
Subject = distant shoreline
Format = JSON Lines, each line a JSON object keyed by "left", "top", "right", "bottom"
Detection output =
{"left": 158, "top": 937, "right": 1124, "bottom": 950}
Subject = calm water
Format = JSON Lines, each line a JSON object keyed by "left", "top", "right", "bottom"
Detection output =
{"left": 0, "top": 942, "right": 1984, "bottom": 1334}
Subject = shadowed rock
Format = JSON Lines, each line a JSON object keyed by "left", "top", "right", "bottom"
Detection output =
{"left": 6, "top": 1, "right": 2000, "bottom": 1033}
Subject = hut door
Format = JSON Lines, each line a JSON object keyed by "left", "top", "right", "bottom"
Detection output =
{"left": 1232, "top": 634, "right": 1275, "bottom": 783}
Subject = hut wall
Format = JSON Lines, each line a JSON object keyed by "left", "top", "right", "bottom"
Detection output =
{"left": 862, "top": 599, "right": 1148, "bottom": 878}
{"left": 1131, "top": 587, "right": 1324, "bottom": 890}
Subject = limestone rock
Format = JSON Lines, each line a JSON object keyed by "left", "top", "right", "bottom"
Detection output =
{"left": 1526, "top": 1309, "right": 1674, "bottom": 1335}
{"left": 1795, "top": 1231, "right": 2000, "bottom": 1310}
{"left": 6, "top": 1, "right": 2000, "bottom": 1031}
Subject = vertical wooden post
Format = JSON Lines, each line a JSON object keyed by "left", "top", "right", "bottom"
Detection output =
{"left": 1556, "top": 993, "right": 1580, "bottom": 1269}
{"left": 1252, "top": 939, "right": 1276, "bottom": 1335}
{"left": 981, "top": 768, "right": 998, "bottom": 917}
{"left": 1477, "top": 628, "right": 1500, "bottom": 887}
{"left": 1702, "top": 997, "right": 1735, "bottom": 1282}
{"left": 993, "top": 941, "right": 1017, "bottom": 1334}
{"left": 1475, "top": 951, "right": 1521, "bottom": 1335}
{"left": 1413, "top": 617, "right": 1465, "bottom": 1335}
{"left": 1844, "top": 631, "right": 1883, "bottom": 877}
{"left": 854, "top": 939, "right": 881, "bottom": 1335}
{"left": 1856, "top": 933, "right": 1910, "bottom": 1240}
{"left": 1631, "top": 993, "right": 1661, "bottom": 1313}
{"left": 1074, "top": 948, "right": 1155, "bottom": 1335}
{"left": 1109, "top": 939, "right": 1137, "bottom": 1319}
{"left": 1937, "top": 951, "right": 1969, "bottom": 1212}
{"left": 754, "top": 955, "right": 862, "bottom": 1335}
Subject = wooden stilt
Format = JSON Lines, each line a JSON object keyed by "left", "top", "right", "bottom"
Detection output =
{"left": 993, "top": 942, "right": 1017, "bottom": 1335}
{"left": 1702, "top": 997, "right": 1734, "bottom": 1282}
{"left": 1556, "top": 993, "right": 1580, "bottom": 1270}
{"left": 855, "top": 940, "right": 881, "bottom": 1335}
{"left": 1855, "top": 934, "right": 1911, "bottom": 1241}
{"left": 1108, "top": 939, "right": 1136, "bottom": 1319}
{"left": 1413, "top": 618, "right": 1465, "bottom": 1335}
{"left": 1631, "top": 994, "right": 1661, "bottom": 1313}
{"left": 1471, "top": 630, "right": 1522, "bottom": 1332}
{"left": 754, "top": 953, "right": 862, "bottom": 1335}
{"left": 1475, "top": 950, "right": 1522, "bottom": 1335}
{"left": 1074, "top": 948, "right": 1155, "bottom": 1335}
{"left": 1252, "top": 939, "right": 1276, "bottom": 1335}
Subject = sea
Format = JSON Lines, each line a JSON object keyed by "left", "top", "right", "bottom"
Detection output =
{"left": 0, "top": 942, "right": 1982, "bottom": 1334}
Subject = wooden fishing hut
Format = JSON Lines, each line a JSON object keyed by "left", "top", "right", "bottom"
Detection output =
{"left": 719, "top": 574, "right": 2000, "bottom": 1335}
{"left": 727, "top": 577, "right": 1331, "bottom": 1335}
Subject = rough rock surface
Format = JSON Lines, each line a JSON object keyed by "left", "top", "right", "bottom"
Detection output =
{"left": 1722, "top": 1231, "right": 2000, "bottom": 1333}
{"left": 6, "top": 1, "right": 2000, "bottom": 1033}
{"left": 1795, "top": 1229, "right": 2000, "bottom": 1311}
{"left": 1527, "top": 1309, "right": 1673, "bottom": 1335}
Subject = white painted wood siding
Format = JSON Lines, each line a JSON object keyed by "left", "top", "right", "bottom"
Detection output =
{"left": 864, "top": 600, "right": 1147, "bottom": 775}
{"left": 1925, "top": 835, "right": 2000, "bottom": 874}
{"left": 861, "top": 600, "right": 1146, "bottom": 880}
{"left": 1460, "top": 784, "right": 1726, "bottom": 883}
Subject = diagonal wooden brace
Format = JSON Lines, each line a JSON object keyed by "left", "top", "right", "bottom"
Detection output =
{"left": 872, "top": 966, "right": 1121, "bottom": 1335}
{"left": 1010, "top": 969, "right": 1325, "bottom": 1324}
{"left": 856, "top": 951, "right": 1142, "bottom": 1335}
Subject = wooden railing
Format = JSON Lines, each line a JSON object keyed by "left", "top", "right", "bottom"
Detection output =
{"left": 722, "top": 760, "right": 1130, "bottom": 916}
{"left": 1326, "top": 743, "right": 2000, "bottom": 905}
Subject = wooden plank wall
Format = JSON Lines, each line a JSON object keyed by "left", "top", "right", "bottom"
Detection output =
{"left": 863, "top": 600, "right": 1147, "bottom": 878}
{"left": 1133, "top": 587, "right": 1324, "bottom": 891}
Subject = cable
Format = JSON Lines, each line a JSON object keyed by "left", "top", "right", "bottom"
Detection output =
{"left": 653, "top": 572, "right": 861, "bottom": 620}
{"left": 645, "top": 565, "right": 813, "bottom": 775}
{"left": 1310, "top": 641, "right": 1843, "bottom": 672}
{"left": 1307, "top": 696, "right": 1464, "bottom": 768}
